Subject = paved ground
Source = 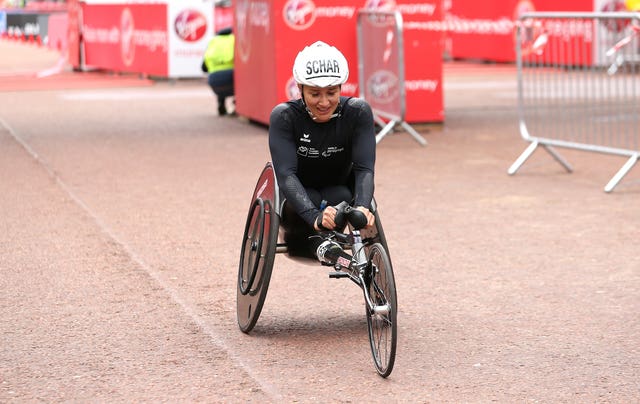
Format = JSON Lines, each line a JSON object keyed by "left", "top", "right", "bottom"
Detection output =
{"left": 1, "top": 39, "right": 639, "bottom": 402}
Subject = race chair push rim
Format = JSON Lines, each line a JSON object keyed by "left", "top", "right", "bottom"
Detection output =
{"left": 237, "top": 164, "right": 280, "bottom": 334}
{"left": 237, "top": 162, "right": 397, "bottom": 377}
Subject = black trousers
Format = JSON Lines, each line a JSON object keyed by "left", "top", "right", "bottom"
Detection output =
{"left": 281, "top": 185, "right": 352, "bottom": 258}
{"left": 207, "top": 69, "right": 234, "bottom": 111}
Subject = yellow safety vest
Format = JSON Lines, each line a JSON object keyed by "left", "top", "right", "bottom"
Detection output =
{"left": 204, "top": 34, "right": 235, "bottom": 73}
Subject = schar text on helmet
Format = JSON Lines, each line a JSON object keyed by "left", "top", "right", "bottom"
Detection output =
{"left": 293, "top": 40, "right": 349, "bottom": 87}
{"left": 306, "top": 59, "right": 341, "bottom": 77}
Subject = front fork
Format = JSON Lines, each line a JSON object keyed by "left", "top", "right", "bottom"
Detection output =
{"left": 333, "top": 230, "right": 390, "bottom": 316}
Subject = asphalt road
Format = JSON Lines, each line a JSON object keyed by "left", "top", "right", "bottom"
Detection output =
{"left": 1, "top": 40, "right": 639, "bottom": 402}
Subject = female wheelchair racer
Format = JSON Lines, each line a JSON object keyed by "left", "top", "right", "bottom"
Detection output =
{"left": 236, "top": 41, "right": 397, "bottom": 377}
{"left": 237, "top": 163, "right": 397, "bottom": 377}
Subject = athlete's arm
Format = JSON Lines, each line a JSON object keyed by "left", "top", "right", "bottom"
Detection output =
{"left": 349, "top": 98, "right": 376, "bottom": 211}
{"left": 268, "top": 103, "right": 321, "bottom": 227}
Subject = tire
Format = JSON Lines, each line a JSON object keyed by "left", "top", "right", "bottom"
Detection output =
{"left": 365, "top": 243, "right": 397, "bottom": 378}
{"left": 238, "top": 199, "right": 265, "bottom": 296}
{"left": 372, "top": 210, "right": 392, "bottom": 264}
{"left": 236, "top": 198, "right": 279, "bottom": 333}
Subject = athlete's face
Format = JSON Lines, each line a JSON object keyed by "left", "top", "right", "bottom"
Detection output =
{"left": 301, "top": 85, "right": 341, "bottom": 123}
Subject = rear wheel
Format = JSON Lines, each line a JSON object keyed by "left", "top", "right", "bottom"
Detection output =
{"left": 365, "top": 243, "right": 397, "bottom": 378}
{"left": 237, "top": 197, "right": 279, "bottom": 333}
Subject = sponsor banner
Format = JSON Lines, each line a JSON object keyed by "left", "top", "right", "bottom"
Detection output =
{"left": 81, "top": 3, "right": 169, "bottom": 76}
{"left": 67, "top": 0, "right": 81, "bottom": 68}
{"left": 444, "top": 0, "right": 595, "bottom": 62}
{"left": 234, "top": 0, "right": 278, "bottom": 122}
{"left": 167, "top": 1, "right": 214, "bottom": 78}
{"left": 519, "top": 11, "right": 597, "bottom": 67}
{"left": 273, "top": 0, "right": 360, "bottom": 103}
{"left": 76, "top": 1, "right": 214, "bottom": 77}
{"left": 391, "top": 0, "right": 443, "bottom": 122}
{"left": 234, "top": 0, "right": 363, "bottom": 122}
{"left": 516, "top": 0, "right": 634, "bottom": 67}
{"left": 235, "top": 0, "right": 444, "bottom": 124}
{"left": 445, "top": 0, "right": 526, "bottom": 62}
{"left": 359, "top": 11, "right": 404, "bottom": 121}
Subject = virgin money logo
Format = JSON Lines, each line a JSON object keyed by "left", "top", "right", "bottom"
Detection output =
{"left": 283, "top": 0, "right": 316, "bottom": 30}
{"left": 364, "top": 0, "right": 397, "bottom": 11}
{"left": 513, "top": 0, "right": 535, "bottom": 20}
{"left": 286, "top": 77, "right": 301, "bottom": 100}
{"left": 601, "top": 0, "right": 627, "bottom": 12}
{"left": 513, "top": 1, "right": 535, "bottom": 48}
{"left": 174, "top": 9, "right": 207, "bottom": 42}
{"left": 121, "top": 8, "right": 135, "bottom": 66}
{"left": 600, "top": 0, "right": 630, "bottom": 32}
{"left": 363, "top": 0, "right": 398, "bottom": 27}
{"left": 367, "top": 70, "right": 399, "bottom": 104}
{"left": 236, "top": 0, "right": 251, "bottom": 63}
{"left": 236, "top": 0, "right": 270, "bottom": 63}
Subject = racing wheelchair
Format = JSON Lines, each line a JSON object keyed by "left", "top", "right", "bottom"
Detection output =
{"left": 236, "top": 162, "right": 398, "bottom": 377}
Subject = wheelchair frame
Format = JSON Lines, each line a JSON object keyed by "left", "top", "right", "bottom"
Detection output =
{"left": 236, "top": 162, "right": 397, "bottom": 377}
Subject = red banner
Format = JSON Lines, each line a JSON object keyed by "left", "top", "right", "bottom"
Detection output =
{"left": 399, "top": 1, "right": 443, "bottom": 122}
{"left": 81, "top": 4, "right": 169, "bottom": 76}
{"left": 444, "top": 0, "right": 595, "bottom": 62}
{"left": 234, "top": 0, "right": 444, "bottom": 124}
{"left": 67, "top": 0, "right": 81, "bottom": 68}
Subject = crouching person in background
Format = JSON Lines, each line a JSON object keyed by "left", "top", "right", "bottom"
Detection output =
{"left": 202, "top": 27, "right": 235, "bottom": 116}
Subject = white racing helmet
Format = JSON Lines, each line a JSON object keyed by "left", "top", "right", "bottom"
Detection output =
{"left": 292, "top": 41, "right": 349, "bottom": 87}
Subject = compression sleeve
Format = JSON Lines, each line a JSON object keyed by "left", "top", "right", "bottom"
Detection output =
{"left": 349, "top": 99, "right": 376, "bottom": 209}
{"left": 268, "top": 104, "right": 320, "bottom": 226}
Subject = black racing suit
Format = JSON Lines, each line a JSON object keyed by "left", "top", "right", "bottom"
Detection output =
{"left": 268, "top": 96, "right": 376, "bottom": 257}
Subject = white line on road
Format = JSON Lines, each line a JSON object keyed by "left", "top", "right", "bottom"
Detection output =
{"left": 58, "top": 88, "right": 211, "bottom": 101}
{"left": 0, "top": 115, "right": 283, "bottom": 401}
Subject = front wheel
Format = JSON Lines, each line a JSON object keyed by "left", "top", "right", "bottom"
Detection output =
{"left": 365, "top": 243, "right": 397, "bottom": 378}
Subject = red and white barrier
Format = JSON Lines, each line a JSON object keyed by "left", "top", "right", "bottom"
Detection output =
{"left": 76, "top": 0, "right": 216, "bottom": 78}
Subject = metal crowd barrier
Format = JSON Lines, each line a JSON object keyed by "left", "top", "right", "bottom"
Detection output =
{"left": 356, "top": 9, "right": 427, "bottom": 146}
{"left": 509, "top": 12, "right": 640, "bottom": 192}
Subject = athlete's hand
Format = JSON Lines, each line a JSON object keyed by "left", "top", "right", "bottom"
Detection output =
{"left": 355, "top": 206, "right": 375, "bottom": 228}
{"left": 314, "top": 206, "right": 338, "bottom": 231}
